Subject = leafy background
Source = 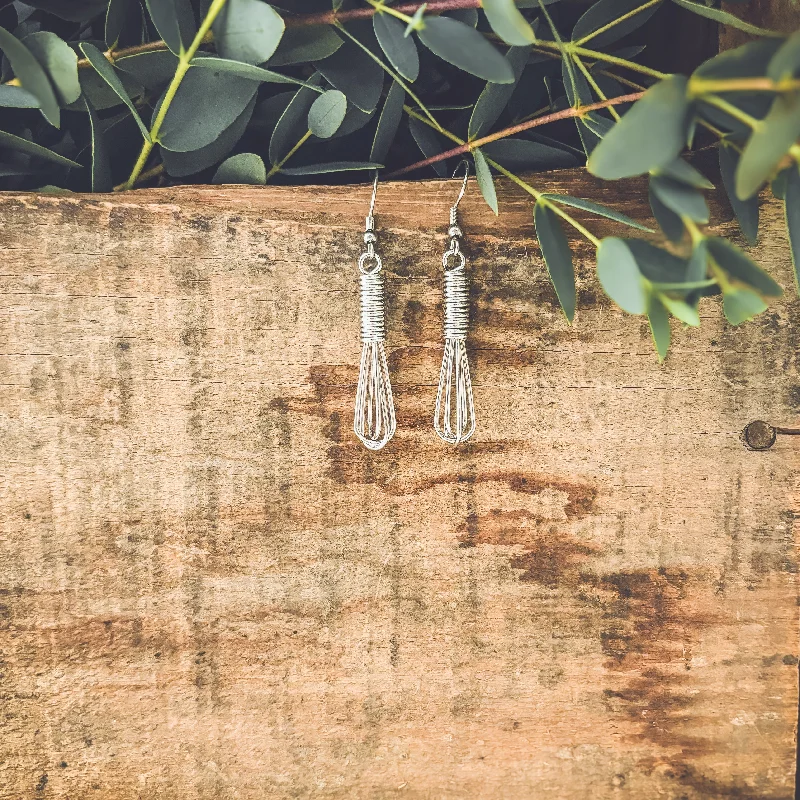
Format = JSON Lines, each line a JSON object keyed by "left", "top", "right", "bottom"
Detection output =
{"left": 0, "top": 0, "right": 798, "bottom": 358}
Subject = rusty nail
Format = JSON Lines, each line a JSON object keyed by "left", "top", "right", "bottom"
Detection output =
{"left": 742, "top": 420, "right": 800, "bottom": 451}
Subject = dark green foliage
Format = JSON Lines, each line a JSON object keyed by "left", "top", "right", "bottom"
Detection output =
{"left": 0, "top": 0, "right": 795, "bottom": 361}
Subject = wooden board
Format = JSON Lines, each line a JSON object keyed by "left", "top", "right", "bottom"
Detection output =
{"left": 0, "top": 172, "right": 797, "bottom": 799}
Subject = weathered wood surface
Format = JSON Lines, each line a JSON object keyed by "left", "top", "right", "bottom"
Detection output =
{"left": 0, "top": 172, "right": 797, "bottom": 799}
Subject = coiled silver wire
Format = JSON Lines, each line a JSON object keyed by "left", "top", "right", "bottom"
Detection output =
{"left": 443, "top": 252, "right": 469, "bottom": 340}
{"left": 359, "top": 263, "right": 386, "bottom": 343}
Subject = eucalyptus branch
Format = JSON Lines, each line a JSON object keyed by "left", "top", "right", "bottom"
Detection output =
{"left": 266, "top": 130, "right": 313, "bottom": 180}
{"left": 573, "top": 54, "right": 621, "bottom": 121}
{"left": 387, "top": 92, "right": 643, "bottom": 178}
{"left": 121, "top": 0, "right": 229, "bottom": 190}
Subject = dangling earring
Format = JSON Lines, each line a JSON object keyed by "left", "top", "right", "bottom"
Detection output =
{"left": 434, "top": 161, "right": 475, "bottom": 445}
{"left": 354, "top": 172, "right": 396, "bottom": 451}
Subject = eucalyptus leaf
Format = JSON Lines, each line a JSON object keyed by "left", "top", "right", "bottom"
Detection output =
{"left": 686, "top": 240, "right": 708, "bottom": 284}
{"left": 694, "top": 39, "right": 781, "bottom": 80}
{"left": 0, "top": 84, "right": 39, "bottom": 107}
{"left": 417, "top": 16, "right": 515, "bottom": 84}
{"left": 0, "top": 24, "right": 60, "bottom": 126}
{"left": 269, "top": 77, "right": 321, "bottom": 164}
{"left": 469, "top": 46, "right": 530, "bottom": 140}
{"left": 314, "top": 36, "right": 383, "bottom": 113}
{"left": 80, "top": 42, "right": 150, "bottom": 141}
{"left": 784, "top": 165, "right": 800, "bottom": 293}
{"left": 647, "top": 296, "right": 670, "bottom": 361}
{"left": 706, "top": 236, "right": 782, "bottom": 296}
{"left": 671, "top": 0, "right": 781, "bottom": 37}
{"left": 373, "top": 12, "right": 419, "bottom": 81}
{"left": 213, "top": 0, "right": 285, "bottom": 65}
{"left": 719, "top": 143, "right": 758, "bottom": 245}
{"left": 0, "top": 128, "right": 80, "bottom": 168}
{"left": 144, "top": 0, "right": 195, "bottom": 55}
{"left": 768, "top": 30, "right": 800, "bottom": 81}
{"left": 191, "top": 56, "right": 319, "bottom": 88}
{"left": 331, "top": 103, "right": 376, "bottom": 138}
{"left": 280, "top": 161, "right": 382, "bottom": 175}
{"left": 736, "top": 92, "right": 800, "bottom": 200}
{"left": 409, "top": 116, "right": 448, "bottom": 177}
{"left": 159, "top": 67, "right": 259, "bottom": 152}
{"left": 483, "top": 0, "right": 537, "bottom": 46}
{"left": 308, "top": 89, "right": 347, "bottom": 138}
{"left": 482, "top": 139, "right": 577, "bottom": 170}
{"left": 212, "top": 152, "right": 266, "bottom": 184}
{"left": 623, "top": 238, "right": 687, "bottom": 282}
{"left": 24, "top": 31, "right": 80, "bottom": 106}
{"left": 474, "top": 149, "right": 498, "bottom": 215}
{"left": 659, "top": 293, "right": 700, "bottom": 326}
{"left": 270, "top": 26, "right": 342, "bottom": 66}
{"left": 650, "top": 174, "right": 709, "bottom": 223}
{"left": 587, "top": 75, "right": 690, "bottom": 179}
{"left": 562, "top": 53, "right": 591, "bottom": 107}
{"left": 596, "top": 237, "right": 647, "bottom": 314}
{"left": 162, "top": 94, "right": 256, "bottom": 177}
{"left": 116, "top": 50, "right": 180, "bottom": 90}
{"left": 21, "top": 0, "right": 107, "bottom": 21}
{"left": 535, "top": 201, "right": 575, "bottom": 321}
{"left": 370, "top": 80, "right": 405, "bottom": 162}
{"left": 572, "top": 0, "right": 661, "bottom": 48}
{"left": 723, "top": 288, "right": 767, "bottom": 324}
{"left": 106, "top": 0, "right": 142, "bottom": 49}
{"left": 447, "top": 8, "right": 479, "bottom": 27}
{"left": 541, "top": 193, "right": 654, "bottom": 232}
{"left": 654, "top": 157, "right": 713, "bottom": 189}
{"left": 649, "top": 184, "right": 685, "bottom": 242}
{"left": 83, "top": 96, "right": 112, "bottom": 193}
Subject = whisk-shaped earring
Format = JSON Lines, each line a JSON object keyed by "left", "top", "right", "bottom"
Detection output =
{"left": 434, "top": 161, "right": 475, "bottom": 445}
{"left": 354, "top": 172, "right": 396, "bottom": 451}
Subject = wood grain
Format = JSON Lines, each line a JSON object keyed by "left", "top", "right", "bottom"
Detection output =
{"left": 0, "top": 172, "right": 797, "bottom": 799}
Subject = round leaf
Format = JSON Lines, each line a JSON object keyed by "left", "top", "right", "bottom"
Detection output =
{"left": 417, "top": 16, "right": 514, "bottom": 84}
{"left": 587, "top": 75, "right": 690, "bottom": 180}
{"left": 212, "top": 152, "right": 266, "bottom": 184}
{"left": 650, "top": 175, "right": 709, "bottom": 223}
{"left": 706, "top": 236, "right": 782, "bottom": 296}
{"left": 144, "top": 0, "right": 196, "bottom": 55}
{"left": 23, "top": 31, "right": 80, "bottom": 106}
{"left": 308, "top": 89, "right": 347, "bottom": 138}
{"left": 0, "top": 84, "right": 40, "bottom": 108}
{"left": 534, "top": 201, "right": 575, "bottom": 321}
{"left": 213, "top": 0, "right": 285, "bottom": 65}
{"left": 269, "top": 78, "right": 321, "bottom": 165}
{"left": 483, "top": 0, "right": 536, "bottom": 46}
{"left": 373, "top": 13, "right": 419, "bottom": 81}
{"left": 723, "top": 289, "right": 768, "bottom": 324}
{"left": 596, "top": 237, "right": 647, "bottom": 314}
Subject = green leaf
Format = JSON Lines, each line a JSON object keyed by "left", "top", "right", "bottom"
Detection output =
{"left": 447, "top": 8, "right": 478, "bottom": 27}
{"left": 783, "top": 165, "right": 800, "bottom": 293}
{"left": 671, "top": 0, "right": 782, "bottom": 37}
{"left": 534, "top": 201, "right": 575, "bottom": 321}
{"left": 474, "top": 149, "right": 498, "bottom": 215}
{"left": 417, "top": 16, "right": 514, "bottom": 84}
{"left": 623, "top": 239, "right": 687, "bottom": 283}
{"left": 736, "top": 92, "right": 800, "bottom": 201}
{"left": 0, "top": 25, "right": 60, "bottom": 127}
{"left": 686, "top": 240, "right": 707, "bottom": 284}
{"left": 408, "top": 116, "right": 448, "bottom": 177}
{"left": 21, "top": 0, "right": 107, "bottom": 22}
{"left": 159, "top": 67, "right": 259, "bottom": 152}
{"left": 483, "top": 0, "right": 536, "bottom": 46}
{"left": 650, "top": 175, "right": 709, "bottom": 223}
{"left": 468, "top": 46, "right": 529, "bottom": 139}
{"left": 723, "top": 288, "right": 767, "bottom": 324}
{"left": 23, "top": 32, "right": 80, "bottom": 106}
{"left": 695, "top": 39, "right": 781, "bottom": 81}
{"left": 212, "top": 0, "right": 285, "bottom": 65}
{"left": 314, "top": 37, "right": 384, "bottom": 113}
{"left": 542, "top": 193, "right": 655, "bottom": 232}
{"left": 116, "top": 50, "right": 180, "bottom": 90}
{"left": 144, "top": 0, "right": 196, "bottom": 55}
{"left": 659, "top": 294, "right": 700, "bottom": 326}
{"left": 374, "top": 13, "right": 419, "bottom": 81}
{"left": 649, "top": 183, "right": 685, "bottom": 242}
{"left": 647, "top": 296, "right": 670, "bottom": 361}
{"left": 768, "top": 30, "right": 800, "bottom": 81}
{"left": 587, "top": 75, "right": 690, "bottom": 180}
{"left": 482, "top": 139, "right": 577, "bottom": 170}
{"left": 308, "top": 89, "right": 347, "bottom": 138}
{"left": 280, "top": 161, "right": 382, "bottom": 175}
{"left": 370, "top": 80, "right": 405, "bottom": 162}
{"left": 0, "top": 85, "right": 40, "bottom": 108}
{"left": 719, "top": 143, "right": 758, "bottom": 245}
{"left": 80, "top": 43, "right": 150, "bottom": 142}
{"left": 270, "top": 26, "right": 343, "bottom": 66}
{"left": 596, "top": 237, "right": 647, "bottom": 314}
{"left": 654, "top": 157, "right": 713, "bottom": 189}
{"left": 269, "top": 77, "right": 321, "bottom": 164}
{"left": 191, "top": 56, "right": 318, "bottom": 88}
{"left": 212, "top": 152, "right": 266, "bottom": 184}
{"left": 0, "top": 129, "right": 81, "bottom": 168}
{"left": 405, "top": 5, "right": 427, "bottom": 37}
{"left": 562, "top": 53, "right": 591, "bottom": 107}
{"left": 706, "top": 236, "right": 782, "bottom": 296}
{"left": 106, "top": 0, "right": 142, "bottom": 49}
{"left": 572, "top": 0, "right": 662, "bottom": 48}
{"left": 331, "top": 103, "right": 376, "bottom": 138}
{"left": 162, "top": 94, "right": 256, "bottom": 177}
{"left": 83, "top": 96, "right": 112, "bottom": 192}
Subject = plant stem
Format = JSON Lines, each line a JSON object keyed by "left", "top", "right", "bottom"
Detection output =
{"left": 365, "top": 0, "right": 416, "bottom": 26}
{"left": 700, "top": 94, "right": 759, "bottom": 129}
{"left": 572, "top": 0, "right": 661, "bottom": 47}
{"left": 573, "top": 54, "right": 620, "bottom": 121}
{"left": 388, "top": 92, "right": 643, "bottom": 177}
{"left": 265, "top": 130, "right": 313, "bottom": 180}
{"left": 689, "top": 76, "right": 800, "bottom": 95}
{"left": 121, "top": 0, "right": 230, "bottom": 191}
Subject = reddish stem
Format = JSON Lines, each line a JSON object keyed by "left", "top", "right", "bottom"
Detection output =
{"left": 386, "top": 92, "right": 644, "bottom": 178}
{"left": 284, "top": 0, "right": 483, "bottom": 27}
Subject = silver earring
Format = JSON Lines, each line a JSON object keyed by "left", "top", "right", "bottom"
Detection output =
{"left": 434, "top": 161, "right": 476, "bottom": 445}
{"left": 354, "top": 172, "right": 396, "bottom": 451}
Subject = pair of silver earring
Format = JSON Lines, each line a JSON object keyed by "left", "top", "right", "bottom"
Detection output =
{"left": 353, "top": 164, "right": 476, "bottom": 451}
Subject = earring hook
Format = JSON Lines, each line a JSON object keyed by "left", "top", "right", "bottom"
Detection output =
{"left": 368, "top": 170, "right": 380, "bottom": 218}
{"left": 451, "top": 160, "right": 470, "bottom": 213}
